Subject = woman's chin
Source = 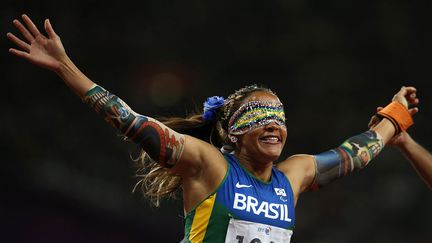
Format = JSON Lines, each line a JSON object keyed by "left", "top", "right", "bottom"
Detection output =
{"left": 258, "top": 143, "right": 282, "bottom": 158}
{"left": 259, "top": 149, "right": 282, "bottom": 162}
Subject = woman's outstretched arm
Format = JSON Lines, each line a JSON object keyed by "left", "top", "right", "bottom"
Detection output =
{"left": 309, "top": 86, "right": 419, "bottom": 189}
{"left": 7, "top": 14, "right": 184, "bottom": 167}
{"left": 6, "top": 14, "right": 224, "bottom": 173}
{"left": 278, "top": 86, "right": 419, "bottom": 199}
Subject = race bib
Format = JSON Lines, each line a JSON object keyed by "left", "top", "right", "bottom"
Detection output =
{"left": 225, "top": 218, "right": 293, "bottom": 243}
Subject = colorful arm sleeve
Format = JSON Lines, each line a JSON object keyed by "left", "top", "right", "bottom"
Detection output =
{"left": 311, "top": 130, "right": 384, "bottom": 189}
{"left": 83, "top": 85, "right": 185, "bottom": 168}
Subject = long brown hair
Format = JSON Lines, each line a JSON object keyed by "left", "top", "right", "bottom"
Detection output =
{"left": 133, "top": 84, "right": 276, "bottom": 206}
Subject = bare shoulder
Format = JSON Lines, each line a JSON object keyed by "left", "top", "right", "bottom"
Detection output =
{"left": 276, "top": 154, "right": 315, "bottom": 174}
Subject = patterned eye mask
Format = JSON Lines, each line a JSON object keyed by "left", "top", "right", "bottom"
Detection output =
{"left": 228, "top": 100, "right": 286, "bottom": 135}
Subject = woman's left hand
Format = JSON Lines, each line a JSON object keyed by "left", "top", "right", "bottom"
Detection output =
{"left": 391, "top": 86, "right": 419, "bottom": 116}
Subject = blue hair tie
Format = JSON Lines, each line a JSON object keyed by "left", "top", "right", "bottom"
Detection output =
{"left": 203, "top": 96, "right": 225, "bottom": 121}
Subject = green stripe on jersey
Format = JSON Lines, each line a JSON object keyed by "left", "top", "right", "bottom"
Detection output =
{"left": 202, "top": 200, "right": 231, "bottom": 242}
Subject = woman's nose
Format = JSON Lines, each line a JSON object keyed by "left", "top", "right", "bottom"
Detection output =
{"left": 264, "top": 121, "right": 279, "bottom": 130}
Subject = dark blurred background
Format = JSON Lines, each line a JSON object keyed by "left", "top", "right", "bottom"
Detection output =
{"left": 1, "top": 0, "right": 431, "bottom": 242}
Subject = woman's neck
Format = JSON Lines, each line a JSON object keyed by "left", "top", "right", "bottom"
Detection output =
{"left": 234, "top": 151, "right": 274, "bottom": 182}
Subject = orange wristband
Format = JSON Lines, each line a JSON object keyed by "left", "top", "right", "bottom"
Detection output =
{"left": 377, "top": 101, "right": 413, "bottom": 133}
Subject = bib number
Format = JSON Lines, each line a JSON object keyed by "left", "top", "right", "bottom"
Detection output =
{"left": 225, "top": 218, "right": 292, "bottom": 243}
{"left": 235, "top": 235, "right": 271, "bottom": 243}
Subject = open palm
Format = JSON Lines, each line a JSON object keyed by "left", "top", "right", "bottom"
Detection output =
{"left": 7, "top": 14, "right": 67, "bottom": 71}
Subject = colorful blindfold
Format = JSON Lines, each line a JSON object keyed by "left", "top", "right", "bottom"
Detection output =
{"left": 228, "top": 100, "right": 286, "bottom": 135}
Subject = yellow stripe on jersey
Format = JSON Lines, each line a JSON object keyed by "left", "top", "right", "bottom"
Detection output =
{"left": 189, "top": 193, "right": 217, "bottom": 242}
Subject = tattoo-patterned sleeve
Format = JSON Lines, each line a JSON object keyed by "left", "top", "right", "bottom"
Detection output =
{"left": 310, "top": 130, "right": 384, "bottom": 189}
{"left": 83, "top": 85, "right": 185, "bottom": 168}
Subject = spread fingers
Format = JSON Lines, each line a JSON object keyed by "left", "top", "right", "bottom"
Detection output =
{"left": 6, "top": 32, "right": 30, "bottom": 52}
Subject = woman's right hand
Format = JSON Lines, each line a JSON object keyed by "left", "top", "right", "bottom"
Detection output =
{"left": 7, "top": 14, "right": 67, "bottom": 72}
